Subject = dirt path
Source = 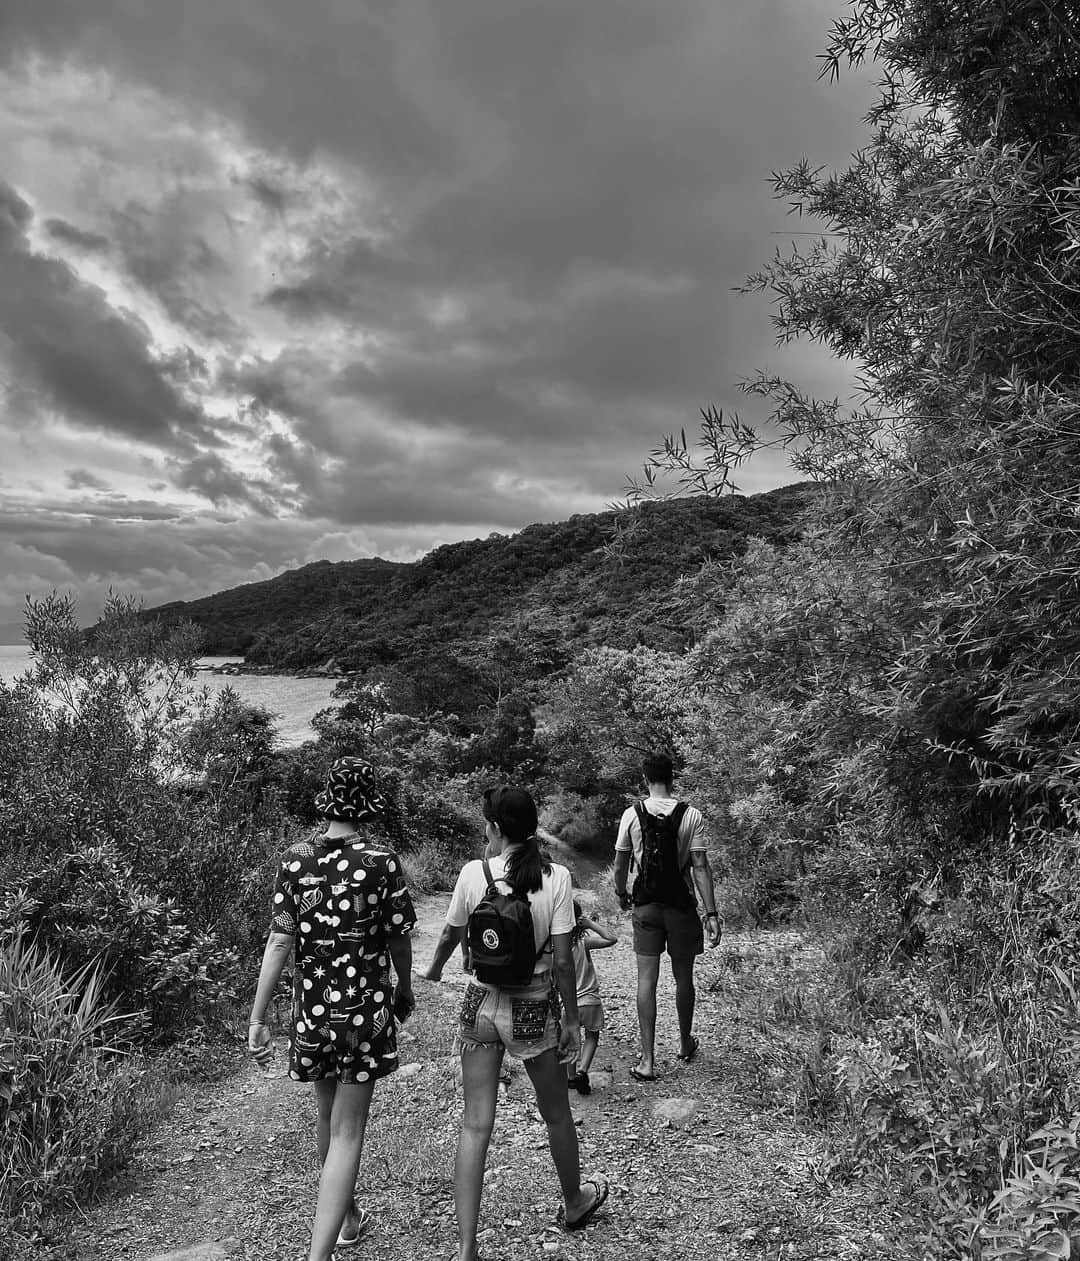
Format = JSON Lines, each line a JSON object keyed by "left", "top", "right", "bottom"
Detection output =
{"left": 38, "top": 896, "right": 890, "bottom": 1261}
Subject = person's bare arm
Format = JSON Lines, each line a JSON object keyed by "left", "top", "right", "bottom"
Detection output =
{"left": 613, "top": 850, "right": 632, "bottom": 911}
{"left": 691, "top": 850, "right": 722, "bottom": 947}
{"left": 580, "top": 917, "right": 618, "bottom": 948}
{"left": 388, "top": 933, "right": 414, "bottom": 1018}
{"left": 551, "top": 931, "right": 580, "bottom": 1065}
{"left": 248, "top": 932, "right": 294, "bottom": 1067}
{"left": 423, "top": 922, "right": 466, "bottom": 981}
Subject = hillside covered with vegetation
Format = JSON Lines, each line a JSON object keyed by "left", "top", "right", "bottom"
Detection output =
{"left": 144, "top": 484, "right": 815, "bottom": 673}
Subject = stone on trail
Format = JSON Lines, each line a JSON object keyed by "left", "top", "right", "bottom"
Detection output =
{"left": 651, "top": 1097, "right": 699, "bottom": 1126}
{"left": 148, "top": 1241, "right": 240, "bottom": 1261}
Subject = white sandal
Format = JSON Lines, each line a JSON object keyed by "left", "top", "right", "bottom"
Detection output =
{"left": 336, "top": 1205, "right": 371, "bottom": 1248}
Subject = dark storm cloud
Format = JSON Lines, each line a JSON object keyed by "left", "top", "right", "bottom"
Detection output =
{"left": 0, "top": 0, "right": 875, "bottom": 618}
{"left": 64, "top": 468, "right": 111, "bottom": 492}
{"left": 107, "top": 200, "right": 244, "bottom": 346}
{"left": 0, "top": 0, "right": 447, "bottom": 185}
{"left": 0, "top": 182, "right": 215, "bottom": 448}
{"left": 245, "top": 175, "right": 291, "bottom": 216}
{"left": 44, "top": 218, "right": 110, "bottom": 252}
{"left": 168, "top": 452, "right": 282, "bottom": 514}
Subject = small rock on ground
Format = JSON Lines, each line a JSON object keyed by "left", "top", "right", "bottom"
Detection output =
{"left": 148, "top": 1242, "right": 240, "bottom": 1261}
{"left": 651, "top": 1096, "right": 699, "bottom": 1125}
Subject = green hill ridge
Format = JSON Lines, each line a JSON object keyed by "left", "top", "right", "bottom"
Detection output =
{"left": 147, "top": 483, "right": 815, "bottom": 674}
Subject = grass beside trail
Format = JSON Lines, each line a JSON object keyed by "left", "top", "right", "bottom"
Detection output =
{"left": 34, "top": 897, "right": 896, "bottom": 1261}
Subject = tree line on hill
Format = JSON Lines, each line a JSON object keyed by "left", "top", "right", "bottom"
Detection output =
{"left": 143, "top": 484, "right": 815, "bottom": 673}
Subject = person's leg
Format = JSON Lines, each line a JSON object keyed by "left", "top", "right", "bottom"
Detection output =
{"left": 307, "top": 1081, "right": 375, "bottom": 1261}
{"left": 524, "top": 1049, "right": 599, "bottom": 1223}
{"left": 456, "top": 1045, "right": 502, "bottom": 1261}
{"left": 579, "top": 1029, "right": 600, "bottom": 1074}
{"left": 313, "top": 1078, "right": 337, "bottom": 1165}
{"left": 311, "top": 1079, "right": 364, "bottom": 1240}
{"left": 634, "top": 953, "right": 661, "bottom": 1076}
{"left": 670, "top": 955, "right": 697, "bottom": 1056}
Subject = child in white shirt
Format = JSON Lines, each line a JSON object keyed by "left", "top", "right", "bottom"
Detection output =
{"left": 567, "top": 897, "right": 618, "bottom": 1094}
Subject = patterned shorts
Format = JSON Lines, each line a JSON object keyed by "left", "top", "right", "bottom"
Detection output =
{"left": 458, "top": 977, "right": 560, "bottom": 1060}
{"left": 288, "top": 1014, "right": 398, "bottom": 1084}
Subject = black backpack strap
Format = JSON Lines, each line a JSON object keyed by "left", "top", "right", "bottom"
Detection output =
{"left": 481, "top": 857, "right": 499, "bottom": 894}
{"left": 669, "top": 801, "right": 690, "bottom": 867}
{"left": 630, "top": 799, "right": 650, "bottom": 871}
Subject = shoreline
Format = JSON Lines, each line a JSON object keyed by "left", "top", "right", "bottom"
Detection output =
{"left": 196, "top": 660, "right": 349, "bottom": 680}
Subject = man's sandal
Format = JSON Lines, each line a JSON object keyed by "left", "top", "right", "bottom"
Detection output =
{"left": 336, "top": 1206, "right": 371, "bottom": 1248}
{"left": 677, "top": 1036, "right": 700, "bottom": 1062}
{"left": 562, "top": 1175, "right": 610, "bottom": 1231}
{"left": 629, "top": 1063, "right": 657, "bottom": 1082}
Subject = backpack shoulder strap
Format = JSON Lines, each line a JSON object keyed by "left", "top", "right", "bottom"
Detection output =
{"left": 480, "top": 857, "right": 500, "bottom": 894}
{"left": 669, "top": 801, "right": 692, "bottom": 872}
{"left": 629, "top": 799, "right": 650, "bottom": 871}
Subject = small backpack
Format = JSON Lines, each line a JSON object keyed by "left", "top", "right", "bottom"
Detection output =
{"left": 468, "top": 859, "right": 550, "bottom": 986}
{"left": 632, "top": 800, "right": 694, "bottom": 908}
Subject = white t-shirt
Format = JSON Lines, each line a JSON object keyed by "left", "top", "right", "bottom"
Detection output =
{"left": 615, "top": 796, "right": 706, "bottom": 897}
{"left": 446, "top": 855, "right": 575, "bottom": 977}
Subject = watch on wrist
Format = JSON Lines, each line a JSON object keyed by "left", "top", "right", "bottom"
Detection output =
{"left": 705, "top": 912, "right": 719, "bottom": 920}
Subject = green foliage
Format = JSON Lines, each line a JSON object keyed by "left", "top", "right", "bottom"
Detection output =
{"left": 0, "top": 845, "right": 238, "bottom": 1036}
{"left": 0, "top": 934, "right": 167, "bottom": 1239}
{"left": 616, "top": 1, "right": 1080, "bottom": 1252}
{"left": 0, "top": 593, "right": 294, "bottom": 1227}
{"left": 143, "top": 487, "right": 814, "bottom": 674}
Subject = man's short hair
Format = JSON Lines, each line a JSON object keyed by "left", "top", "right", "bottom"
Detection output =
{"left": 642, "top": 753, "right": 674, "bottom": 787}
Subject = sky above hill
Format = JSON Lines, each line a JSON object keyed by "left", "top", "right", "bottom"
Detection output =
{"left": 0, "top": 0, "right": 876, "bottom": 635}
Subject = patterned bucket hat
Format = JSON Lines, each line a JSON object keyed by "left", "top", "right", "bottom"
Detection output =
{"left": 314, "top": 757, "right": 386, "bottom": 822}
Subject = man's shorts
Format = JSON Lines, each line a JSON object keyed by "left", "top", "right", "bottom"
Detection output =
{"left": 288, "top": 1016, "right": 398, "bottom": 1084}
{"left": 579, "top": 1002, "right": 604, "bottom": 1034}
{"left": 459, "top": 977, "right": 560, "bottom": 1060}
{"left": 632, "top": 903, "right": 705, "bottom": 960}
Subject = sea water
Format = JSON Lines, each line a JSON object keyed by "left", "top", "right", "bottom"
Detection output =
{"left": 0, "top": 645, "right": 338, "bottom": 748}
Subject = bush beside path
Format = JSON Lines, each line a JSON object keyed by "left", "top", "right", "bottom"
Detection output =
{"left": 35, "top": 896, "right": 891, "bottom": 1261}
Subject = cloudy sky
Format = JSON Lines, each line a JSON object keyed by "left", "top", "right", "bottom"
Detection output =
{"left": 0, "top": 0, "right": 876, "bottom": 637}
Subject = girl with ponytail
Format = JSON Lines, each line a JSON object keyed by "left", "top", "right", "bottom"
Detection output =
{"left": 423, "top": 785, "right": 610, "bottom": 1259}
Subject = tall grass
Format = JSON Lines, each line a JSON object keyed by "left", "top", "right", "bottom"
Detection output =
{"left": 0, "top": 934, "right": 172, "bottom": 1247}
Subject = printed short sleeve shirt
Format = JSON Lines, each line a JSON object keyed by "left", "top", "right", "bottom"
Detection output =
{"left": 270, "top": 834, "right": 416, "bottom": 1070}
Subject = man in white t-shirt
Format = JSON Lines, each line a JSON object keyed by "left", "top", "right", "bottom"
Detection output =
{"left": 613, "top": 753, "right": 721, "bottom": 1081}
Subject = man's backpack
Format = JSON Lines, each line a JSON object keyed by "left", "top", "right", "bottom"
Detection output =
{"left": 468, "top": 859, "right": 550, "bottom": 986}
{"left": 631, "top": 800, "right": 694, "bottom": 908}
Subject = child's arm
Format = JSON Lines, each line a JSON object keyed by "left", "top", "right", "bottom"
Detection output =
{"left": 581, "top": 915, "right": 618, "bottom": 945}
{"left": 580, "top": 918, "right": 618, "bottom": 950}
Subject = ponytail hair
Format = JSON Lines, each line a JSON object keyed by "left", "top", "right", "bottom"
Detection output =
{"left": 482, "top": 785, "right": 550, "bottom": 897}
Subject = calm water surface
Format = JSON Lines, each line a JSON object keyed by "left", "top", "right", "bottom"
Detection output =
{"left": 0, "top": 645, "right": 337, "bottom": 747}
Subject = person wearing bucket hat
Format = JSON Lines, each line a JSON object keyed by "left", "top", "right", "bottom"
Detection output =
{"left": 247, "top": 757, "right": 416, "bottom": 1261}
{"left": 313, "top": 756, "right": 387, "bottom": 823}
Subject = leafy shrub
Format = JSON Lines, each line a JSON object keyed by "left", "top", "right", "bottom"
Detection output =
{"left": 399, "top": 839, "right": 470, "bottom": 895}
{"left": 0, "top": 935, "right": 170, "bottom": 1237}
{"left": 0, "top": 844, "right": 239, "bottom": 1037}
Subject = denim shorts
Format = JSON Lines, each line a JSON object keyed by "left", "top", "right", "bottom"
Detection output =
{"left": 458, "top": 976, "right": 560, "bottom": 1060}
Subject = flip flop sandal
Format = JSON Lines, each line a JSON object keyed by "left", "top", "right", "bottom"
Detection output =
{"left": 629, "top": 1063, "right": 657, "bottom": 1082}
{"left": 563, "top": 1175, "right": 610, "bottom": 1232}
{"left": 677, "top": 1036, "right": 700, "bottom": 1062}
{"left": 336, "top": 1206, "right": 372, "bottom": 1248}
